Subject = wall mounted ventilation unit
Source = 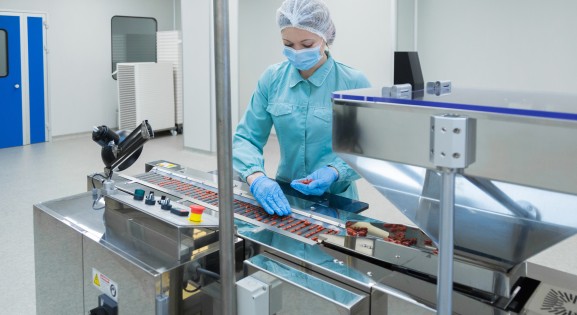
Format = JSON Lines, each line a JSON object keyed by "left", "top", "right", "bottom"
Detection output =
{"left": 117, "top": 62, "right": 175, "bottom": 132}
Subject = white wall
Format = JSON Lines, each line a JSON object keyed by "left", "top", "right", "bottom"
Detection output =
{"left": 1, "top": 0, "right": 175, "bottom": 137}
{"left": 238, "top": 0, "right": 282, "bottom": 119}
{"left": 238, "top": 0, "right": 395, "bottom": 118}
{"left": 396, "top": 0, "right": 416, "bottom": 51}
{"left": 181, "top": 0, "right": 239, "bottom": 152}
{"left": 329, "top": 0, "right": 395, "bottom": 87}
{"left": 181, "top": 0, "right": 213, "bottom": 152}
{"left": 416, "top": 0, "right": 577, "bottom": 93}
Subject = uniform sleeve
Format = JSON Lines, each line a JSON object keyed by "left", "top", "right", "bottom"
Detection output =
{"left": 352, "top": 72, "right": 371, "bottom": 89}
{"left": 329, "top": 71, "right": 371, "bottom": 183}
{"left": 232, "top": 70, "right": 274, "bottom": 182}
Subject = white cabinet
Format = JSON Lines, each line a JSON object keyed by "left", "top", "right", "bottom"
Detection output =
{"left": 117, "top": 62, "right": 175, "bottom": 132}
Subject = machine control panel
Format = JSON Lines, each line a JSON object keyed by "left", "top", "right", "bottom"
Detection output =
{"left": 107, "top": 192, "right": 218, "bottom": 228}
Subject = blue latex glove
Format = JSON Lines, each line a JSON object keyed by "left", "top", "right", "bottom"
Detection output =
{"left": 250, "top": 176, "right": 292, "bottom": 216}
{"left": 290, "top": 166, "right": 338, "bottom": 196}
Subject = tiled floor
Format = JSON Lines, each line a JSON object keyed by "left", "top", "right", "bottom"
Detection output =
{"left": 1, "top": 132, "right": 575, "bottom": 314}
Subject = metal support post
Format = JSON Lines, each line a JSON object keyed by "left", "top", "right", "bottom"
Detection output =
{"left": 430, "top": 115, "right": 476, "bottom": 314}
{"left": 213, "top": 0, "right": 236, "bottom": 314}
{"left": 437, "top": 167, "right": 456, "bottom": 314}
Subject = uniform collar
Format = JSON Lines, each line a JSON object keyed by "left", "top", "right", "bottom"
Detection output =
{"left": 288, "top": 52, "right": 334, "bottom": 88}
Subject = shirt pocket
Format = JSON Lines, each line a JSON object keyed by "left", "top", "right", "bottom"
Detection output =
{"left": 266, "top": 103, "right": 295, "bottom": 131}
{"left": 312, "top": 107, "right": 332, "bottom": 125}
{"left": 266, "top": 103, "right": 293, "bottom": 116}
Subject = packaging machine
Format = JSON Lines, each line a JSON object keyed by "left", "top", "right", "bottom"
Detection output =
{"left": 34, "top": 88, "right": 577, "bottom": 314}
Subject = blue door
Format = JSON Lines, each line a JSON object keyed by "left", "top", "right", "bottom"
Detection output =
{"left": 27, "top": 16, "right": 47, "bottom": 144}
{"left": 0, "top": 14, "right": 46, "bottom": 149}
{"left": 0, "top": 15, "right": 23, "bottom": 148}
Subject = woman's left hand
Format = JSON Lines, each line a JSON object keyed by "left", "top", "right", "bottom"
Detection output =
{"left": 290, "top": 166, "right": 338, "bottom": 196}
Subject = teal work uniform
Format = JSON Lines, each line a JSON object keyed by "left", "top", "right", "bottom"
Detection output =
{"left": 233, "top": 53, "right": 371, "bottom": 199}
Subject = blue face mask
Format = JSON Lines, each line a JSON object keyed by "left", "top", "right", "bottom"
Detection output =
{"left": 283, "top": 45, "right": 322, "bottom": 71}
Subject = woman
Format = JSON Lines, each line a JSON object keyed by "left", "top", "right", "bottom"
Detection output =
{"left": 233, "top": 0, "right": 371, "bottom": 216}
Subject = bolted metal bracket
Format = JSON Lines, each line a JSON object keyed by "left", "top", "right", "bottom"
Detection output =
{"left": 381, "top": 83, "right": 412, "bottom": 99}
{"left": 426, "top": 80, "right": 452, "bottom": 96}
{"left": 430, "top": 114, "right": 477, "bottom": 169}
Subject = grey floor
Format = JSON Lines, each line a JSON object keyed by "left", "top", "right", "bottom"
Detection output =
{"left": 1, "top": 133, "right": 576, "bottom": 314}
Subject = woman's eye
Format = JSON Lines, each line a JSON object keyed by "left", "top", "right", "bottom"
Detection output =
{"left": 303, "top": 45, "right": 312, "bottom": 48}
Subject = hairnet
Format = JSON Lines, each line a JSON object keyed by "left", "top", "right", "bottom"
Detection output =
{"left": 277, "top": 0, "right": 336, "bottom": 45}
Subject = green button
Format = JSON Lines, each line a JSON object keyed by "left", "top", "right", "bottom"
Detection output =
{"left": 134, "top": 189, "right": 145, "bottom": 201}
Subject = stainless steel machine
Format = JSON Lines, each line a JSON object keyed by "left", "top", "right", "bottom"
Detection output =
{"left": 34, "top": 88, "right": 577, "bottom": 314}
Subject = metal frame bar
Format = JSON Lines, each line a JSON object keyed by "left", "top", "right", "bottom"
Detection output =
{"left": 213, "top": 0, "right": 236, "bottom": 313}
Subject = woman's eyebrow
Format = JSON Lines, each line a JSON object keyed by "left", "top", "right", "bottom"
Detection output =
{"left": 282, "top": 38, "right": 316, "bottom": 45}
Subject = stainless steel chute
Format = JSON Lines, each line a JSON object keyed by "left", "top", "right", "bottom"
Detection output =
{"left": 339, "top": 154, "right": 577, "bottom": 270}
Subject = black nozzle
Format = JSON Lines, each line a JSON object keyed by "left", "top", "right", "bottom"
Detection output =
{"left": 92, "top": 125, "right": 120, "bottom": 148}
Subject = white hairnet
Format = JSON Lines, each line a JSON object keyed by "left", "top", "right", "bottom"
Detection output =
{"left": 277, "top": 0, "right": 336, "bottom": 45}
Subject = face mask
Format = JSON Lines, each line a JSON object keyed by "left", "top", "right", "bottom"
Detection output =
{"left": 283, "top": 45, "right": 322, "bottom": 71}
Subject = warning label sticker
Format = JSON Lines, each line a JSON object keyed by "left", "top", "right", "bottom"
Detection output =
{"left": 157, "top": 162, "right": 177, "bottom": 168}
{"left": 92, "top": 268, "right": 119, "bottom": 302}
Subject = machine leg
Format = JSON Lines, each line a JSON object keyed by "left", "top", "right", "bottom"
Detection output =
{"left": 169, "top": 266, "right": 184, "bottom": 315}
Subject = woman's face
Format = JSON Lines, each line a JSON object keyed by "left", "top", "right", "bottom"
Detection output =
{"left": 281, "top": 27, "right": 325, "bottom": 51}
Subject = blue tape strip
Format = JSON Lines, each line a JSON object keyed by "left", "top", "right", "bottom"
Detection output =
{"left": 342, "top": 94, "right": 365, "bottom": 101}
{"left": 366, "top": 96, "right": 577, "bottom": 121}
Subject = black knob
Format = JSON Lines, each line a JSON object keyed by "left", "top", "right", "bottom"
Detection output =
{"left": 160, "top": 198, "right": 172, "bottom": 210}
{"left": 145, "top": 191, "right": 156, "bottom": 205}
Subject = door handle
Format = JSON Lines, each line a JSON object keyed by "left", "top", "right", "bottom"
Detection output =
{"left": 14, "top": 84, "right": 20, "bottom": 89}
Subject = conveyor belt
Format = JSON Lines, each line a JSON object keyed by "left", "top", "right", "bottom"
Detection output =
{"left": 134, "top": 172, "right": 342, "bottom": 241}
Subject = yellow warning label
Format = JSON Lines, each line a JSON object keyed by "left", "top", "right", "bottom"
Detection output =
{"left": 92, "top": 268, "right": 119, "bottom": 302}
{"left": 93, "top": 274, "right": 100, "bottom": 287}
